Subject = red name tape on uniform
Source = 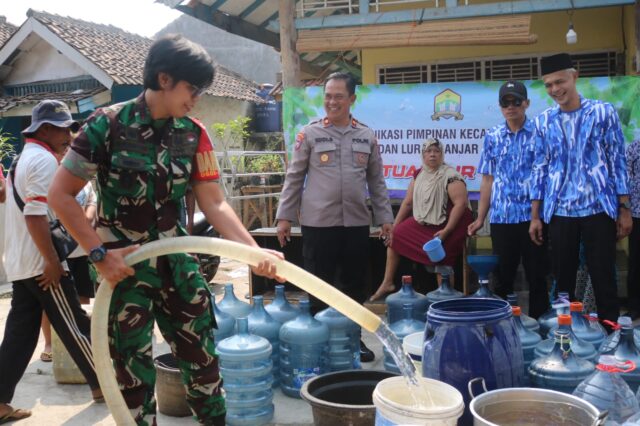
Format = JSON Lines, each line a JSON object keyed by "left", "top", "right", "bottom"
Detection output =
{"left": 191, "top": 118, "right": 220, "bottom": 181}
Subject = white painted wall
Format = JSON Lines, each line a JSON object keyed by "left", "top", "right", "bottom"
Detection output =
{"left": 191, "top": 96, "right": 254, "bottom": 151}
{"left": 5, "top": 34, "right": 88, "bottom": 85}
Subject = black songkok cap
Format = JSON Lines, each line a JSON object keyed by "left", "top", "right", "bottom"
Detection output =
{"left": 540, "top": 53, "right": 573, "bottom": 76}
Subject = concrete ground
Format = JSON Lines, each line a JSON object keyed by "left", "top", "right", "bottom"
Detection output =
{"left": 0, "top": 258, "right": 385, "bottom": 426}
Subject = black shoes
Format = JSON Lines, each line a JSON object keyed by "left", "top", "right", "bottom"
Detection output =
{"left": 360, "top": 340, "right": 375, "bottom": 362}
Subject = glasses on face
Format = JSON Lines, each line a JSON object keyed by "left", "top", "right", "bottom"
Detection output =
{"left": 500, "top": 98, "right": 523, "bottom": 108}
{"left": 189, "top": 84, "right": 207, "bottom": 98}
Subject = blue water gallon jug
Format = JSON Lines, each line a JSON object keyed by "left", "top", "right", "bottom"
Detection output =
{"left": 385, "top": 275, "right": 429, "bottom": 324}
{"left": 513, "top": 306, "right": 541, "bottom": 385}
{"left": 422, "top": 298, "right": 523, "bottom": 424}
{"left": 314, "top": 307, "right": 361, "bottom": 371}
{"left": 529, "top": 318, "right": 595, "bottom": 394}
{"left": 383, "top": 303, "right": 425, "bottom": 374}
{"left": 217, "top": 283, "right": 252, "bottom": 319}
{"left": 573, "top": 355, "right": 640, "bottom": 424}
{"left": 425, "top": 273, "right": 463, "bottom": 305}
{"left": 547, "top": 302, "right": 606, "bottom": 348}
{"left": 210, "top": 292, "right": 234, "bottom": 343}
{"left": 471, "top": 278, "right": 500, "bottom": 299}
{"left": 264, "top": 285, "right": 299, "bottom": 324}
{"left": 601, "top": 317, "right": 640, "bottom": 353}
{"left": 538, "top": 291, "right": 570, "bottom": 336}
{"left": 279, "top": 299, "right": 329, "bottom": 398}
{"left": 248, "top": 296, "right": 282, "bottom": 388}
{"left": 507, "top": 293, "right": 540, "bottom": 334}
{"left": 599, "top": 316, "right": 640, "bottom": 392}
{"left": 535, "top": 314, "right": 597, "bottom": 362}
{"left": 217, "top": 318, "right": 274, "bottom": 426}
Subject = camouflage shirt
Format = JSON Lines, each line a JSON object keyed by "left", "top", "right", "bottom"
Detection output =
{"left": 63, "top": 93, "right": 220, "bottom": 247}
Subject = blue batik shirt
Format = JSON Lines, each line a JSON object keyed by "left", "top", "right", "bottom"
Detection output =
{"left": 531, "top": 97, "right": 629, "bottom": 223}
{"left": 626, "top": 140, "right": 640, "bottom": 218}
{"left": 554, "top": 109, "right": 603, "bottom": 217}
{"left": 478, "top": 117, "right": 536, "bottom": 223}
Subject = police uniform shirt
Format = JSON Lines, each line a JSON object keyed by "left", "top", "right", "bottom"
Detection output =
{"left": 276, "top": 117, "right": 393, "bottom": 227}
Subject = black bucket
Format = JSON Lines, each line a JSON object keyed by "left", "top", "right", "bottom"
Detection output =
{"left": 154, "top": 353, "right": 191, "bottom": 417}
{"left": 300, "top": 370, "right": 398, "bottom": 426}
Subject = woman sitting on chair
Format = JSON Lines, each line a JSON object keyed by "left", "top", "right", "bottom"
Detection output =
{"left": 369, "top": 138, "right": 472, "bottom": 301}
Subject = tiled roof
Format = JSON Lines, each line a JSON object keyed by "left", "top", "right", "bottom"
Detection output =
{"left": 24, "top": 10, "right": 263, "bottom": 102}
{"left": 28, "top": 9, "right": 152, "bottom": 86}
{"left": 0, "top": 87, "right": 107, "bottom": 113}
{"left": 0, "top": 17, "right": 17, "bottom": 47}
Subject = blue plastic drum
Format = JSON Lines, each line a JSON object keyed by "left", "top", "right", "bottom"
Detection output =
{"left": 422, "top": 298, "right": 524, "bottom": 424}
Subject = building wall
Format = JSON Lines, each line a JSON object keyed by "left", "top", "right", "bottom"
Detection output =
{"left": 4, "top": 35, "right": 88, "bottom": 85}
{"left": 361, "top": 6, "right": 634, "bottom": 84}
{"left": 190, "top": 96, "right": 254, "bottom": 150}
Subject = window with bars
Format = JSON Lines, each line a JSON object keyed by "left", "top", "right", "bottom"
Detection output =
{"left": 378, "top": 51, "right": 621, "bottom": 84}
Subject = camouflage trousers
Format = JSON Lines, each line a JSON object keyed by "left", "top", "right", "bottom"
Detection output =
{"left": 108, "top": 253, "right": 224, "bottom": 426}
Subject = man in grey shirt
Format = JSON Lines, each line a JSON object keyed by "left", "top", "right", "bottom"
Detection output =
{"left": 276, "top": 72, "right": 393, "bottom": 361}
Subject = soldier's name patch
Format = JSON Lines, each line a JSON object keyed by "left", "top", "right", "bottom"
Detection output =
{"left": 315, "top": 137, "right": 334, "bottom": 143}
{"left": 352, "top": 138, "right": 369, "bottom": 144}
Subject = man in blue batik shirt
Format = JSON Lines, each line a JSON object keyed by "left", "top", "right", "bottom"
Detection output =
{"left": 529, "top": 53, "right": 632, "bottom": 325}
{"left": 469, "top": 80, "right": 549, "bottom": 318}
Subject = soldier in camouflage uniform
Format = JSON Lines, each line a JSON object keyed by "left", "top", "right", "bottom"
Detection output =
{"left": 49, "top": 35, "right": 281, "bottom": 426}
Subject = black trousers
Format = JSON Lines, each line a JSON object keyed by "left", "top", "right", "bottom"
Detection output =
{"left": 627, "top": 217, "right": 640, "bottom": 308}
{"left": 0, "top": 275, "right": 99, "bottom": 403}
{"left": 301, "top": 225, "right": 370, "bottom": 312}
{"left": 490, "top": 222, "right": 549, "bottom": 319}
{"left": 548, "top": 213, "right": 619, "bottom": 323}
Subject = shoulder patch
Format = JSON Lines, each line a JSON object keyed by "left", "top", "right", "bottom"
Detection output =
{"left": 352, "top": 117, "right": 368, "bottom": 128}
{"left": 295, "top": 131, "right": 305, "bottom": 151}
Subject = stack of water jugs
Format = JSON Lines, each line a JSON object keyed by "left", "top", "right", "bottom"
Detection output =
{"left": 509, "top": 291, "right": 640, "bottom": 425}
{"left": 212, "top": 283, "right": 361, "bottom": 424}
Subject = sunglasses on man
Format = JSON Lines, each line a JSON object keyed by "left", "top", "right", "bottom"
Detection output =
{"left": 499, "top": 98, "right": 524, "bottom": 108}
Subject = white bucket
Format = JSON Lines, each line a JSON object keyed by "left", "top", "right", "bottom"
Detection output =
{"left": 402, "top": 332, "right": 424, "bottom": 372}
{"left": 372, "top": 376, "right": 464, "bottom": 425}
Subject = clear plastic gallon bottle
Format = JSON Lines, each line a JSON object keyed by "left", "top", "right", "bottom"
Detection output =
{"left": 513, "top": 306, "right": 541, "bottom": 385}
{"left": 264, "top": 285, "right": 299, "bottom": 324}
{"left": 217, "top": 318, "right": 274, "bottom": 426}
{"left": 217, "top": 283, "right": 252, "bottom": 319}
{"left": 534, "top": 314, "right": 597, "bottom": 362}
{"left": 210, "top": 292, "right": 235, "bottom": 343}
{"left": 384, "top": 303, "right": 426, "bottom": 374}
{"left": 538, "top": 291, "right": 570, "bottom": 337}
{"left": 314, "top": 307, "right": 361, "bottom": 371}
{"left": 385, "top": 275, "right": 429, "bottom": 324}
{"left": 598, "top": 316, "right": 640, "bottom": 392}
{"left": 547, "top": 302, "right": 606, "bottom": 348}
{"left": 248, "top": 295, "right": 282, "bottom": 388}
{"left": 279, "top": 299, "right": 329, "bottom": 398}
{"left": 507, "top": 293, "right": 540, "bottom": 334}
{"left": 426, "top": 273, "right": 463, "bottom": 305}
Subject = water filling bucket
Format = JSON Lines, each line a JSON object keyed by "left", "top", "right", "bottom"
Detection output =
{"left": 154, "top": 353, "right": 191, "bottom": 417}
{"left": 372, "top": 376, "right": 464, "bottom": 425}
{"left": 423, "top": 238, "right": 445, "bottom": 263}
{"left": 300, "top": 370, "right": 397, "bottom": 426}
{"left": 468, "top": 377, "right": 607, "bottom": 426}
{"left": 403, "top": 332, "right": 424, "bottom": 371}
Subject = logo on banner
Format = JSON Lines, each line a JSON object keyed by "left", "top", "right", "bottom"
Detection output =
{"left": 431, "top": 89, "right": 464, "bottom": 121}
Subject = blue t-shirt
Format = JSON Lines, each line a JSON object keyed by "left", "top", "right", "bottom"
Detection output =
{"left": 477, "top": 118, "right": 536, "bottom": 224}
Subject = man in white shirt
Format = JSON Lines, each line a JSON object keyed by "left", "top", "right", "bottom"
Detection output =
{"left": 0, "top": 100, "right": 101, "bottom": 423}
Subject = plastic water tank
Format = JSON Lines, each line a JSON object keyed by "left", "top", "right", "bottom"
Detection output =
{"left": 217, "top": 318, "right": 274, "bottom": 425}
{"left": 264, "top": 285, "right": 299, "bottom": 324}
{"left": 385, "top": 275, "right": 429, "bottom": 324}
{"left": 279, "top": 299, "right": 329, "bottom": 398}
{"left": 248, "top": 295, "right": 282, "bottom": 388}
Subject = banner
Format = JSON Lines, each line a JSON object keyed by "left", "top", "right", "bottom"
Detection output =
{"left": 283, "top": 76, "right": 640, "bottom": 199}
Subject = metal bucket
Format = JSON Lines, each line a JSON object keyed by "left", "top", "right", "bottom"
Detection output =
{"left": 468, "top": 377, "right": 608, "bottom": 426}
{"left": 154, "top": 353, "right": 191, "bottom": 417}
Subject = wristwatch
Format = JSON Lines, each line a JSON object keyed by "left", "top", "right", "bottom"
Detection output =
{"left": 88, "top": 245, "right": 108, "bottom": 263}
{"left": 619, "top": 200, "right": 631, "bottom": 210}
